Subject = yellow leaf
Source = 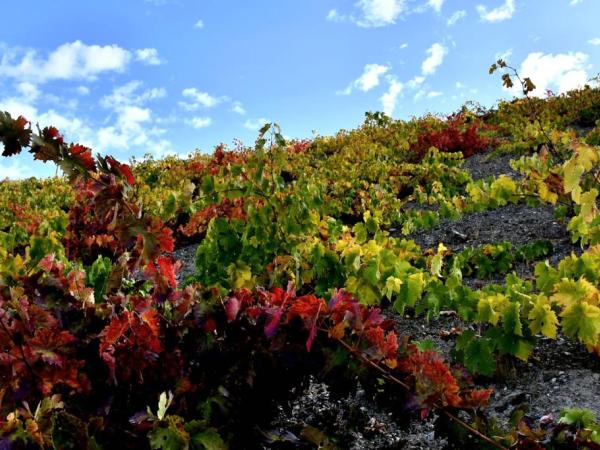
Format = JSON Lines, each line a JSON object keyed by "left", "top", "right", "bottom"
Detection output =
{"left": 563, "top": 159, "right": 584, "bottom": 195}
{"left": 477, "top": 295, "right": 504, "bottom": 326}
{"left": 575, "top": 144, "right": 599, "bottom": 171}
{"left": 528, "top": 296, "right": 558, "bottom": 339}
{"left": 579, "top": 189, "right": 598, "bottom": 223}
{"left": 227, "top": 262, "right": 255, "bottom": 290}
{"left": 384, "top": 276, "right": 403, "bottom": 300}
{"left": 552, "top": 278, "right": 598, "bottom": 307}
{"left": 537, "top": 181, "right": 558, "bottom": 204}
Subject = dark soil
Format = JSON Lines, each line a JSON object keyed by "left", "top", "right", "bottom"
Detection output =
{"left": 171, "top": 153, "right": 600, "bottom": 449}
{"left": 407, "top": 203, "right": 571, "bottom": 254}
{"left": 406, "top": 202, "right": 582, "bottom": 288}
{"left": 461, "top": 152, "right": 521, "bottom": 181}
{"left": 172, "top": 243, "right": 197, "bottom": 282}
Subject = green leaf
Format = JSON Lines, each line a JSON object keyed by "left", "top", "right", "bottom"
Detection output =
{"left": 394, "top": 272, "right": 424, "bottom": 314}
{"left": 414, "top": 339, "right": 436, "bottom": 352}
{"left": 527, "top": 297, "right": 558, "bottom": 339}
{"left": 149, "top": 427, "right": 188, "bottom": 450}
{"left": 463, "top": 338, "right": 496, "bottom": 376}
{"left": 502, "top": 301, "right": 523, "bottom": 337}
{"left": 490, "top": 329, "right": 533, "bottom": 361}
{"left": 534, "top": 261, "right": 559, "bottom": 293}
{"left": 51, "top": 412, "right": 89, "bottom": 450}
{"left": 559, "top": 408, "right": 597, "bottom": 428}
{"left": 190, "top": 429, "right": 227, "bottom": 450}
{"left": 560, "top": 301, "right": 600, "bottom": 346}
{"left": 477, "top": 295, "right": 502, "bottom": 326}
{"left": 353, "top": 222, "right": 367, "bottom": 244}
{"left": 258, "top": 122, "right": 271, "bottom": 135}
{"left": 86, "top": 256, "right": 112, "bottom": 302}
{"left": 201, "top": 175, "right": 215, "bottom": 195}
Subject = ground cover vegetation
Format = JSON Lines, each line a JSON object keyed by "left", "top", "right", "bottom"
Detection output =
{"left": 0, "top": 61, "right": 600, "bottom": 448}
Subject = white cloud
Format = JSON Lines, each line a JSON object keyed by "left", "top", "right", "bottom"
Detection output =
{"left": 0, "top": 96, "right": 39, "bottom": 123}
{"left": 414, "top": 90, "right": 426, "bottom": 101}
{"left": 339, "top": 63, "right": 390, "bottom": 95}
{"left": 476, "top": 0, "right": 515, "bottom": 23}
{"left": 244, "top": 118, "right": 270, "bottom": 130}
{"left": 0, "top": 159, "right": 34, "bottom": 180}
{"left": 327, "top": 0, "right": 406, "bottom": 27}
{"left": 326, "top": 9, "right": 344, "bottom": 22}
{"left": 380, "top": 77, "right": 404, "bottom": 115}
{"left": 98, "top": 105, "right": 153, "bottom": 150}
{"left": 38, "top": 109, "right": 96, "bottom": 147}
{"left": 179, "top": 87, "right": 220, "bottom": 109}
{"left": 135, "top": 48, "right": 163, "bottom": 65}
{"left": 356, "top": 0, "right": 405, "bottom": 27}
{"left": 231, "top": 101, "right": 246, "bottom": 115}
{"left": 570, "top": 0, "right": 583, "bottom": 4}
{"left": 514, "top": 52, "right": 589, "bottom": 96}
{"left": 589, "top": 38, "right": 600, "bottom": 46}
{"left": 16, "top": 82, "right": 40, "bottom": 101}
{"left": 399, "top": 43, "right": 409, "bottom": 49}
{"left": 194, "top": 19, "right": 204, "bottom": 28}
{"left": 495, "top": 48, "right": 513, "bottom": 61}
{"left": 421, "top": 43, "right": 447, "bottom": 75}
{"left": 0, "top": 41, "right": 132, "bottom": 84}
{"left": 428, "top": 0, "right": 445, "bottom": 13}
{"left": 97, "top": 81, "right": 170, "bottom": 153}
{"left": 76, "top": 86, "right": 90, "bottom": 95}
{"left": 413, "top": 88, "right": 442, "bottom": 101}
{"left": 356, "top": 64, "right": 389, "bottom": 91}
{"left": 407, "top": 75, "right": 425, "bottom": 89}
{"left": 426, "top": 90, "right": 443, "bottom": 98}
{"left": 185, "top": 116, "right": 212, "bottom": 129}
{"left": 446, "top": 10, "right": 466, "bottom": 26}
{"left": 100, "top": 81, "right": 166, "bottom": 108}
{"left": 0, "top": 77, "right": 172, "bottom": 161}
{"left": 0, "top": 85, "right": 95, "bottom": 148}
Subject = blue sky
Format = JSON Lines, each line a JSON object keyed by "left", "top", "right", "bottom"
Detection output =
{"left": 0, "top": 0, "right": 599, "bottom": 178}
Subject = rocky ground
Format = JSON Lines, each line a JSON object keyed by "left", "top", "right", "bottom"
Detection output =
{"left": 171, "top": 151, "right": 600, "bottom": 449}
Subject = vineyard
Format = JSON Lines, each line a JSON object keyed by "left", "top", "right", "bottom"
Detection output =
{"left": 0, "top": 62, "right": 600, "bottom": 449}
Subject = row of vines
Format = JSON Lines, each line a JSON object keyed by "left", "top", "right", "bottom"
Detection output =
{"left": 0, "top": 62, "right": 600, "bottom": 448}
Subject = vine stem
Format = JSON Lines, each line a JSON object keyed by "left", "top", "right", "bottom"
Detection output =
{"left": 330, "top": 333, "right": 509, "bottom": 450}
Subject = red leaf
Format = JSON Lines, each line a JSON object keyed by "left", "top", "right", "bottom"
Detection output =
{"left": 287, "top": 295, "right": 327, "bottom": 324}
{"left": 157, "top": 256, "right": 178, "bottom": 289}
{"left": 264, "top": 308, "right": 284, "bottom": 338}
{"left": 69, "top": 143, "right": 96, "bottom": 171}
{"left": 204, "top": 317, "right": 217, "bottom": 333}
{"left": 306, "top": 318, "right": 318, "bottom": 352}
{"left": 399, "top": 349, "right": 462, "bottom": 414}
{"left": 460, "top": 388, "right": 493, "bottom": 409}
{"left": 119, "top": 163, "right": 135, "bottom": 185}
{"left": 43, "top": 126, "right": 64, "bottom": 144}
{"left": 0, "top": 113, "right": 31, "bottom": 156}
{"left": 106, "top": 156, "right": 135, "bottom": 185}
{"left": 224, "top": 297, "right": 240, "bottom": 322}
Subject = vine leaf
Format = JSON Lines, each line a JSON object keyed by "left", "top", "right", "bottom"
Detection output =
{"left": 560, "top": 301, "right": 600, "bottom": 346}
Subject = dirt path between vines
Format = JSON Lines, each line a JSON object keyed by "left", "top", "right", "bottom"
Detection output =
{"left": 171, "top": 152, "right": 600, "bottom": 449}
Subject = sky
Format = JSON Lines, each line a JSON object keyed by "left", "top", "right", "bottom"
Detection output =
{"left": 0, "top": 0, "right": 599, "bottom": 178}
